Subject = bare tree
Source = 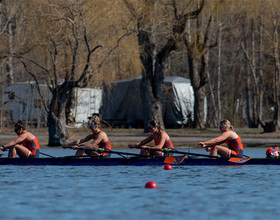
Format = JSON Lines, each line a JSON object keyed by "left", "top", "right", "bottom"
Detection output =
{"left": 258, "top": 0, "right": 280, "bottom": 132}
{"left": 123, "top": 0, "right": 205, "bottom": 131}
{"left": 0, "top": 0, "right": 134, "bottom": 145}
{"left": 179, "top": 0, "right": 222, "bottom": 128}
{"left": 0, "top": 0, "right": 20, "bottom": 85}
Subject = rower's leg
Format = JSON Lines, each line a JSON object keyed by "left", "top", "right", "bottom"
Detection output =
{"left": 8, "top": 146, "right": 16, "bottom": 158}
{"left": 210, "top": 145, "right": 229, "bottom": 157}
{"left": 84, "top": 150, "right": 98, "bottom": 156}
{"left": 8, "top": 144, "right": 30, "bottom": 158}
{"left": 140, "top": 148, "right": 150, "bottom": 155}
{"left": 75, "top": 149, "right": 85, "bottom": 156}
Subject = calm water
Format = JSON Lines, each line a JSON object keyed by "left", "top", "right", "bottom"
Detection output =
{"left": 0, "top": 148, "right": 279, "bottom": 220}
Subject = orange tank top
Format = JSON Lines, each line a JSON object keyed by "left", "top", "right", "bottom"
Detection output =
{"left": 22, "top": 136, "right": 40, "bottom": 155}
{"left": 153, "top": 131, "right": 174, "bottom": 149}
{"left": 225, "top": 136, "right": 243, "bottom": 154}
{"left": 92, "top": 131, "right": 112, "bottom": 155}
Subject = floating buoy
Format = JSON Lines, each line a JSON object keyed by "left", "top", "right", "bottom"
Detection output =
{"left": 145, "top": 181, "right": 157, "bottom": 189}
{"left": 164, "top": 164, "right": 172, "bottom": 170}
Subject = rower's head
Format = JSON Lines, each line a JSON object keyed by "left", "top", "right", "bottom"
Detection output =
{"left": 266, "top": 147, "right": 279, "bottom": 157}
{"left": 219, "top": 120, "right": 234, "bottom": 132}
{"left": 14, "top": 120, "right": 25, "bottom": 134}
{"left": 148, "top": 119, "right": 161, "bottom": 133}
{"left": 89, "top": 115, "right": 100, "bottom": 132}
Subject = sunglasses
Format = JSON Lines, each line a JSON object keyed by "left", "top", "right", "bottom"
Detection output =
{"left": 90, "top": 124, "right": 99, "bottom": 129}
{"left": 271, "top": 147, "right": 276, "bottom": 155}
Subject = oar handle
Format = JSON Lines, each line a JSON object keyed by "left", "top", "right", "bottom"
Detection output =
{"left": 67, "top": 147, "right": 108, "bottom": 154}
{"left": 62, "top": 146, "right": 89, "bottom": 150}
{"left": 131, "top": 146, "right": 173, "bottom": 154}
{"left": 62, "top": 146, "right": 75, "bottom": 149}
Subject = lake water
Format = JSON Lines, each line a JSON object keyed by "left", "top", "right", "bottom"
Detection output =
{"left": 0, "top": 147, "right": 279, "bottom": 220}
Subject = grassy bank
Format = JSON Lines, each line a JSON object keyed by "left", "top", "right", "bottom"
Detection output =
{"left": 0, "top": 126, "right": 275, "bottom": 137}
{"left": 1, "top": 127, "right": 280, "bottom": 148}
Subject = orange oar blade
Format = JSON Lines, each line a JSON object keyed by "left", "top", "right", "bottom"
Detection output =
{"left": 164, "top": 155, "right": 187, "bottom": 164}
{"left": 228, "top": 157, "right": 252, "bottom": 163}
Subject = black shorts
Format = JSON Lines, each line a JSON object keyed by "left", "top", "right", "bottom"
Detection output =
{"left": 29, "top": 150, "right": 40, "bottom": 158}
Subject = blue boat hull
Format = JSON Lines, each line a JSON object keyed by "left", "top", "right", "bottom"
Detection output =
{"left": 0, "top": 157, "right": 280, "bottom": 166}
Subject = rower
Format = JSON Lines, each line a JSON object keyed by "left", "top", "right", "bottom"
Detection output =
{"left": 198, "top": 119, "right": 244, "bottom": 158}
{"left": 266, "top": 147, "right": 279, "bottom": 158}
{"left": 128, "top": 119, "right": 174, "bottom": 156}
{"left": 0, "top": 120, "right": 40, "bottom": 158}
{"left": 62, "top": 115, "right": 112, "bottom": 157}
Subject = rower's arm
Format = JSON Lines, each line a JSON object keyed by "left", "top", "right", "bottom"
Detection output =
{"left": 86, "top": 133, "right": 105, "bottom": 148}
{"left": 153, "top": 132, "right": 168, "bottom": 149}
{"left": 66, "top": 134, "right": 93, "bottom": 147}
{"left": 135, "top": 135, "right": 154, "bottom": 147}
{"left": 79, "top": 134, "right": 95, "bottom": 144}
{"left": 204, "top": 132, "right": 230, "bottom": 146}
{"left": 3, "top": 133, "right": 27, "bottom": 148}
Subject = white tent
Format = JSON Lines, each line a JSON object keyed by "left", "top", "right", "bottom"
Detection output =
{"left": 2, "top": 82, "right": 51, "bottom": 126}
{"left": 102, "top": 76, "right": 194, "bottom": 128}
{"left": 2, "top": 82, "right": 102, "bottom": 127}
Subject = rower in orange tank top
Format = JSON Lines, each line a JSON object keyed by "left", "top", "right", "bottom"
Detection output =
{"left": 198, "top": 119, "right": 244, "bottom": 158}
{"left": 0, "top": 120, "right": 40, "bottom": 158}
{"left": 128, "top": 119, "right": 174, "bottom": 156}
{"left": 63, "top": 115, "right": 112, "bottom": 157}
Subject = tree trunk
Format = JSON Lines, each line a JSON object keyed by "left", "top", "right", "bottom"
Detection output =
{"left": 7, "top": 21, "right": 14, "bottom": 85}
{"left": 206, "top": 51, "right": 217, "bottom": 127}
{"left": 217, "top": 17, "right": 222, "bottom": 123}
{"left": 47, "top": 88, "right": 69, "bottom": 146}
{"left": 138, "top": 43, "right": 165, "bottom": 132}
{"left": 260, "top": 3, "right": 280, "bottom": 132}
{"left": 140, "top": 76, "right": 152, "bottom": 132}
{"left": 48, "top": 112, "right": 68, "bottom": 146}
{"left": 258, "top": 13, "right": 264, "bottom": 122}
{"left": 188, "top": 56, "right": 207, "bottom": 129}
{"left": 138, "top": 26, "right": 176, "bottom": 131}
{"left": 273, "top": 22, "right": 280, "bottom": 128}
{"left": 138, "top": 29, "right": 155, "bottom": 132}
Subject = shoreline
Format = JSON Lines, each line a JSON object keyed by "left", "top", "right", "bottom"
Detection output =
{"left": 1, "top": 127, "right": 279, "bottom": 148}
{"left": 0, "top": 135, "right": 278, "bottom": 148}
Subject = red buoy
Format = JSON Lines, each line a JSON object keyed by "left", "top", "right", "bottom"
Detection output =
{"left": 145, "top": 181, "right": 157, "bottom": 189}
{"left": 164, "top": 164, "right": 172, "bottom": 170}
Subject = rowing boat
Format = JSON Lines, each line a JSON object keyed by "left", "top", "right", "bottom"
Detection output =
{"left": 0, "top": 156, "right": 279, "bottom": 166}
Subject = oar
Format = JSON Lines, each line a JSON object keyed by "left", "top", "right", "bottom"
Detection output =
{"left": 95, "top": 148, "right": 153, "bottom": 158}
{"left": 63, "top": 146, "right": 161, "bottom": 158}
{"left": 131, "top": 146, "right": 218, "bottom": 158}
{"left": 164, "top": 155, "right": 252, "bottom": 164}
{"left": 164, "top": 155, "right": 187, "bottom": 164}
{"left": 131, "top": 146, "right": 252, "bottom": 164}
{"left": 163, "top": 149, "right": 252, "bottom": 164}
{"left": 39, "top": 152, "right": 56, "bottom": 158}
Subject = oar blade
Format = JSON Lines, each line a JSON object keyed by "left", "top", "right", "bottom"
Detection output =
{"left": 164, "top": 155, "right": 187, "bottom": 164}
{"left": 228, "top": 157, "right": 252, "bottom": 163}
